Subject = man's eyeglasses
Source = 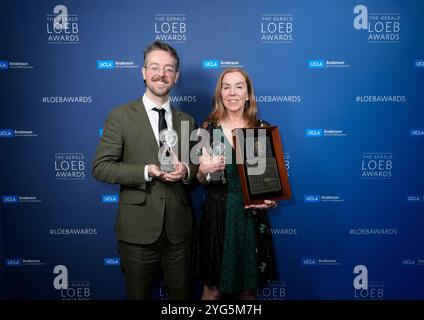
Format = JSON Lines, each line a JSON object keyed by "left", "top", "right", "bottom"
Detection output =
{"left": 144, "top": 64, "right": 177, "bottom": 76}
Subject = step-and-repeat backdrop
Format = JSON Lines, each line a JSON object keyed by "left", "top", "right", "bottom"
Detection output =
{"left": 1, "top": 0, "right": 423, "bottom": 300}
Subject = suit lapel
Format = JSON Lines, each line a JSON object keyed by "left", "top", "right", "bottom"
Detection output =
{"left": 130, "top": 98, "right": 159, "bottom": 154}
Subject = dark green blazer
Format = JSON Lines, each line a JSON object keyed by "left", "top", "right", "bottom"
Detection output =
{"left": 92, "top": 97, "right": 197, "bottom": 244}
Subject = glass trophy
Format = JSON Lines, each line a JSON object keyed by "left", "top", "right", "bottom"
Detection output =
{"left": 206, "top": 141, "right": 226, "bottom": 183}
{"left": 158, "top": 129, "right": 178, "bottom": 172}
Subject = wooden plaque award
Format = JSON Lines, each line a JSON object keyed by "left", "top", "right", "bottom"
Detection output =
{"left": 233, "top": 126, "right": 291, "bottom": 206}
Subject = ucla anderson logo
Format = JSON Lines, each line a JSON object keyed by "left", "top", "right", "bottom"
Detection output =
{"left": 301, "top": 258, "right": 318, "bottom": 266}
{"left": 0, "top": 129, "right": 14, "bottom": 137}
{"left": 97, "top": 60, "right": 115, "bottom": 69}
{"left": 6, "top": 258, "right": 23, "bottom": 267}
{"left": 0, "top": 61, "right": 9, "bottom": 69}
{"left": 2, "top": 195, "right": 18, "bottom": 203}
{"left": 202, "top": 60, "right": 220, "bottom": 69}
{"left": 104, "top": 257, "right": 120, "bottom": 266}
{"left": 305, "top": 129, "right": 323, "bottom": 137}
{"left": 102, "top": 194, "right": 119, "bottom": 203}
{"left": 304, "top": 195, "right": 320, "bottom": 203}
{"left": 307, "top": 60, "right": 325, "bottom": 68}
{"left": 414, "top": 60, "right": 424, "bottom": 68}
{"left": 410, "top": 129, "right": 424, "bottom": 137}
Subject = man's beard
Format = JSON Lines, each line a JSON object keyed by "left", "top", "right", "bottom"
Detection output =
{"left": 147, "top": 76, "right": 173, "bottom": 97}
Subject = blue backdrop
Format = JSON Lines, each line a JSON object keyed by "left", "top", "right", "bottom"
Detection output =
{"left": 1, "top": 0, "right": 423, "bottom": 300}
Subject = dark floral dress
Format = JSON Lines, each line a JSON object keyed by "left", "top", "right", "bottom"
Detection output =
{"left": 193, "top": 120, "right": 276, "bottom": 295}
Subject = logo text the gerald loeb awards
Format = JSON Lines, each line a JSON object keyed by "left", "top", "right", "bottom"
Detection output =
{"left": 353, "top": 5, "right": 400, "bottom": 43}
{"left": 53, "top": 265, "right": 91, "bottom": 300}
{"left": 46, "top": 5, "right": 80, "bottom": 44}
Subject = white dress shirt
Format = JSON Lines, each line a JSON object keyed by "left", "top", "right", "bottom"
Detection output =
{"left": 143, "top": 94, "right": 173, "bottom": 146}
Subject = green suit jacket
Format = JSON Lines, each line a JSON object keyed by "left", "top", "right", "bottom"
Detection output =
{"left": 92, "top": 97, "right": 197, "bottom": 244}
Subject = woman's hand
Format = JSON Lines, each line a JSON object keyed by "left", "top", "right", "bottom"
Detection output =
{"left": 245, "top": 199, "right": 278, "bottom": 210}
{"left": 198, "top": 148, "right": 226, "bottom": 177}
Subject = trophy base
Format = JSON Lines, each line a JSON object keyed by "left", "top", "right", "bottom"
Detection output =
{"left": 160, "top": 164, "right": 175, "bottom": 173}
{"left": 207, "top": 171, "right": 226, "bottom": 184}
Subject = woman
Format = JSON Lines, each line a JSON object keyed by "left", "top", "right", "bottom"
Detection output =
{"left": 193, "top": 68, "right": 278, "bottom": 300}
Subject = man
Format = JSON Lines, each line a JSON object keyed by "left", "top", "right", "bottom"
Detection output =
{"left": 93, "top": 41, "right": 196, "bottom": 299}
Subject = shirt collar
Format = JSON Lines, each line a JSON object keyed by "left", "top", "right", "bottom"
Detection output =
{"left": 142, "top": 94, "right": 171, "bottom": 114}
